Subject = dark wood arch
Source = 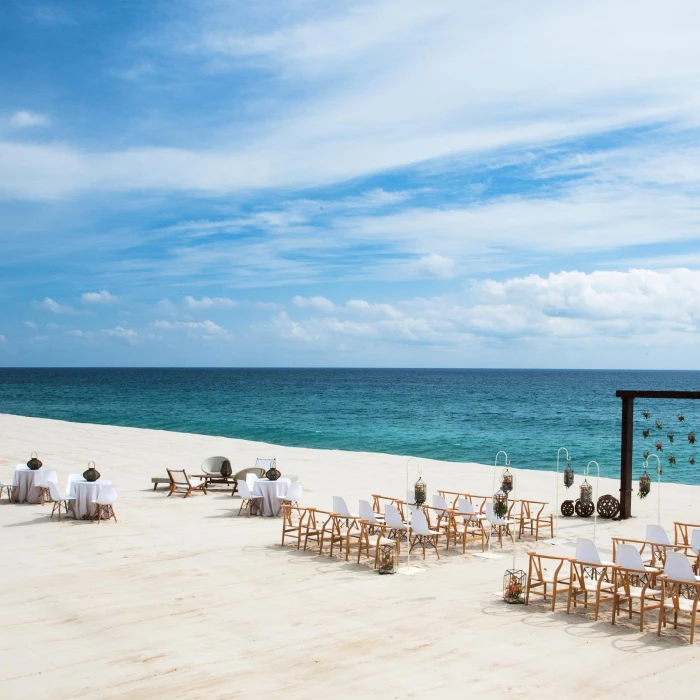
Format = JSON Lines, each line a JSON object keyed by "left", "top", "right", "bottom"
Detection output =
{"left": 616, "top": 390, "right": 700, "bottom": 518}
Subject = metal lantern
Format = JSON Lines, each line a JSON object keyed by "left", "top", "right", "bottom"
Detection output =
{"left": 501, "top": 468, "right": 513, "bottom": 495}
{"left": 503, "top": 569, "right": 526, "bottom": 604}
{"left": 580, "top": 479, "right": 593, "bottom": 504}
{"left": 414, "top": 475, "right": 426, "bottom": 507}
{"left": 377, "top": 541, "right": 396, "bottom": 574}
{"left": 563, "top": 463, "right": 574, "bottom": 489}
{"left": 493, "top": 488, "right": 508, "bottom": 519}
{"left": 638, "top": 470, "right": 651, "bottom": 499}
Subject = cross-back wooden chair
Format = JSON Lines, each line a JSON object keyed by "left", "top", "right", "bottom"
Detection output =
{"left": 371, "top": 494, "right": 404, "bottom": 517}
{"left": 166, "top": 469, "right": 207, "bottom": 498}
{"left": 320, "top": 512, "right": 361, "bottom": 558}
{"left": 447, "top": 505, "right": 485, "bottom": 553}
{"left": 567, "top": 539, "right": 617, "bottom": 620}
{"left": 674, "top": 521, "right": 700, "bottom": 547}
{"left": 612, "top": 544, "right": 661, "bottom": 632}
{"left": 280, "top": 504, "right": 309, "bottom": 549}
{"left": 612, "top": 536, "right": 691, "bottom": 569}
{"left": 525, "top": 551, "right": 573, "bottom": 611}
{"left": 518, "top": 500, "right": 553, "bottom": 541}
{"left": 437, "top": 490, "right": 463, "bottom": 508}
{"left": 356, "top": 520, "right": 398, "bottom": 568}
{"left": 658, "top": 551, "right": 700, "bottom": 644}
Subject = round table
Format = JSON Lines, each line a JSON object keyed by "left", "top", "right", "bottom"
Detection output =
{"left": 252, "top": 478, "right": 291, "bottom": 517}
{"left": 70, "top": 479, "right": 112, "bottom": 519}
{"left": 12, "top": 465, "right": 45, "bottom": 504}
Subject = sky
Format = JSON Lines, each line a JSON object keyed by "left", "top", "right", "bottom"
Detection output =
{"left": 2, "top": 0, "right": 700, "bottom": 368}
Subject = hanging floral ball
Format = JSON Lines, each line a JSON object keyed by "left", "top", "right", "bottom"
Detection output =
{"left": 689, "top": 432, "right": 696, "bottom": 445}
{"left": 656, "top": 441, "right": 663, "bottom": 451}
{"left": 642, "top": 428, "right": 650, "bottom": 438}
{"left": 642, "top": 410, "right": 651, "bottom": 420}
{"left": 638, "top": 471, "right": 651, "bottom": 499}
{"left": 655, "top": 419, "right": 664, "bottom": 431}
{"left": 668, "top": 454, "right": 677, "bottom": 466}
{"left": 667, "top": 431, "right": 675, "bottom": 444}
{"left": 678, "top": 414, "right": 686, "bottom": 422}
{"left": 643, "top": 450, "right": 650, "bottom": 459}
{"left": 690, "top": 455, "right": 696, "bottom": 466}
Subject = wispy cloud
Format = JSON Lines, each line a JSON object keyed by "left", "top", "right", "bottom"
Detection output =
{"left": 8, "top": 110, "right": 49, "bottom": 128}
{"left": 37, "top": 297, "right": 80, "bottom": 315}
{"left": 81, "top": 290, "right": 118, "bottom": 304}
{"left": 184, "top": 295, "right": 237, "bottom": 310}
{"left": 152, "top": 319, "right": 230, "bottom": 340}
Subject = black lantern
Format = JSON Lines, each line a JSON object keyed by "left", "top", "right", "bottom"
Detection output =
{"left": 26, "top": 452, "right": 42, "bottom": 470}
{"left": 493, "top": 488, "right": 508, "bottom": 519}
{"left": 501, "top": 468, "right": 513, "bottom": 495}
{"left": 414, "top": 475, "right": 426, "bottom": 507}
{"left": 638, "top": 470, "right": 651, "bottom": 499}
{"left": 563, "top": 462, "right": 574, "bottom": 489}
{"left": 378, "top": 542, "right": 396, "bottom": 574}
{"left": 580, "top": 479, "right": 593, "bottom": 504}
{"left": 503, "top": 569, "right": 526, "bottom": 604}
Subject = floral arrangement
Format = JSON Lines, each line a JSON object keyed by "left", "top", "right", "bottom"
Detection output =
{"left": 503, "top": 573, "right": 524, "bottom": 603}
{"left": 493, "top": 493, "right": 508, "bottom": 518}
{"left": 378, "top": 546, "right": 395, "bottom": 574}
{"left": 678, "top": 414, "right": 686, "bottom": 422}
{"left": 667, "top": 431, "right": 675, "bottom": 444}
{"left": 642, "top": 428, "right": 650, "bottom": 438}
{"left": 501, "top": 471, "right": 513, "bottom": 494}
{"left": 668, "top": 454, "right": 677, "bottom": 466}
{"left": 689, "top": 432, "right": 696, "bottom": 445}
{"left": 643, "top": 450, "right": 650, "bottom": 459}
{"left": 656, "top": 441, "right": 663, "bottom": 451}
{"left": 642, "top": 410, "right": 651, "bottom": 419}
{"left": 656, "top": 419, "right": 664, "bottom": 431}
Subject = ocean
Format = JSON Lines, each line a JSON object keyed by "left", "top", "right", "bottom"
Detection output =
{"left": 1, "top": 368, "right": 700, "bottom": 485}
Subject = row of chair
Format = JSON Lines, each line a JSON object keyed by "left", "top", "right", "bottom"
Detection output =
{"left": 527, "top": 525, "right": 700, "bottom": 644}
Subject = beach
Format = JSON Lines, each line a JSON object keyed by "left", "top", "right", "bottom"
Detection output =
{"left": 1, "top": 411, "right": 699, "bottom": 699}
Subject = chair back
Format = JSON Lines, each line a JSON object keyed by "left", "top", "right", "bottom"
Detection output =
{"left": 286, "top": 481, "right": 303, "bottom": 502}
{"left": 645, "top": 524, "right": 670, "bottom": 545}
{"left": 201, "top": 456, "right": 229, "bottom": 475}
{"left": 255, "top": 458, "right": 276, "bottom": 471}
{"left": 691, "top": 529, "right": 700, "bottom": 555}
{"left": 332, "top": 496, "right": 353, "bottom": 517}
{"left": 167, "top": 469, "right": 188, "bottom": 486}
{"left": 47, "top": 481, "right": 63, "bottom": 502}
{"left": 385, "top": 504, "right": 405, "bottom": 529}
{"left": 432, "top": 495, "right": 450, "bottom": 512}
{"left": 410, "top": 509, "right": 431, "bottom": 535}
{"left": 97, "top": 484, "right": 118, "bottom": 504}
{"left": 246, "top": 473, "right": 260, "bottom": 490}
{"left": 359, "top": 500, "right": 378, "bottom": 523}
{"left": 41, "top": 469, "right": 58, "bottom": 487}
{"left": 238, "top": 481, "right": 253, "bottom": 499}
{"left": 664, "top": 551, "right": 698, "bottom": 582}
{"left": 457, "top": 498, "right": 476, "bottom": 515}
{"left": 615, "top": 543, "right": 645, "bottom": 571}
{"left": 575, "top": 537, "right": 603, "bottom": 565}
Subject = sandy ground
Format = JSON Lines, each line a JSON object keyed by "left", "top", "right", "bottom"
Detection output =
{"left": 1, "top": 412, "right": 699, "bottom": 699}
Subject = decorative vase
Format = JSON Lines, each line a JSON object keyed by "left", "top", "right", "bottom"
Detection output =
{"left": 266, "top": 461, "right": 281, "bottom": 481}
{"left": 26, "top": 452, "right": 43, "bottom": 470}
{"left": 220, "top": 459, "right": 233, "bottom": 478}
{"left": 83, "top": 461, "right": 100, "bottom": 482}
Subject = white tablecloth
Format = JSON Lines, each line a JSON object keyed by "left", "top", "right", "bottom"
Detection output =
{"left": 252, "top": 478, "right": 291, "bottom": 517}
{"left": 12, "top": 465, "right": 45, "bottom": 503}
{"left": 70, "top": 479, "right": 112, "bottom": 519}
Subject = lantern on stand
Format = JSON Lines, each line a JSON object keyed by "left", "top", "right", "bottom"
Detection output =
{"left": 378, "top": 541, "right": 397, "bottom": 574}
{"left": 503, "top": 569, "right": 526, "bottom": 604}
{"left": 501, "top": 468, "right": 513, "bottom": 495}
{"left": 638, "top": 470, "right": 651, "bottom": 499}
{"left": 564, "top": 463, "right": 574, "bottom": 489}
{"left": 580, "top": 478, "right": 593, "bottom": 505}
{"left": 493, "top": 488, "right": 508, "bottom": 519}
{"left": 414, "top": 475, "right": 426, "bottom": 507}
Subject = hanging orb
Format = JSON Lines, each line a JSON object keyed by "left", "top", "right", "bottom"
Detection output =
{"left": 642, "top": 428, "right": 650, "bottom": 439}
{"left": 563, "top": 463, "right": 574, "bottom": 489}
{"left": 414, "top": 475, "right": 426, "bottom": 507}
{"left": 667, "top": 431, "right": 675, "bottom": 444}
{"left": 580, "top": 479, "right": 593, "bottom": 504}
{"left": 689, "top": 432, "right": 696, "bottom": 445}
{"left": 642, "top": 410, "right": 651, "bottom": 419}
{"left": 678, "top": 413, "right": 685, "bottom": 422}
{"left": 655, "top": 441, "right": 663, "bottom": 452}
{"left": 690, "top": 455, "right": 696, "bottom": 466}
{"left": 638, "top": 470, "right": 651, "bottom": 499}
{"left": 493, "top": 488, "right": 508, "bottom": 519}
{"left": 668, "top": 454, "right": 676, "bottom": 466}
{"left": 655, "top": 419, "right": 663, "bottom": 431}
{"left": 642, "top": 450, "right": 650, "bottom": 460}
{"left": 560, "top": 500, "right": 575, "bottom": 517}
{"left": 501, "top": 468, "right": 513, "bottom": 495}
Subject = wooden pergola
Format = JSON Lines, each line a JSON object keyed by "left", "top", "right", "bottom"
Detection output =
{"left": 617, "top": 389, "right": 700, "bottom": 518}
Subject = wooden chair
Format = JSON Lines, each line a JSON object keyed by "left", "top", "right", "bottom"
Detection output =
{"left": 612, "top": 544, "right": 661, "bottom": 632}
{"left": 280, "top": 504, "right": 308, "bottom": 549}
{"left": 166, "top": 469, "right": 207, "bottom": 498}
{"left": 567, "top": 538, "right": 617, "bottom": 620}
{"left": 518, "top": 500, "right": 553, "bottom": 541}
{"left": 447, "top": 503, "right": 485, "bottom": 553}
{"left": 484, "top": 502, "right": 514, "bottom": 548}
{"left": 356, "top": 520, "right": 398, "bottom": 568}
{"left": 674, "top": 521, "right": 700, "bottom": 547}
{"left": 612, "top": 536, "right": 691, "bottom": 569}
{"left": 658, "top": 551, "right": 700, "bottom": 644}
{"left": 525, "top": 551, "right": 573, "bottom": 611}
{"left": 437, "top": 490, "right": 463, "bottom": 508}
{"left": 320, "top": 512, "right": 359, "bottom": 558}
{"left": 302, "top": 508, "right": 331, "bottom": 553}
{"left": 372, "top": 493, "right": 406, "bottom": 519}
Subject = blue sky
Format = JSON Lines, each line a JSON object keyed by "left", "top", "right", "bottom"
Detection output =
{"left": 3, "top": 0, "right": 700, "bottom": 367}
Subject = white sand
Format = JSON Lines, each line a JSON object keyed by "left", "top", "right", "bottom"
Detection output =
{"left": 1, "top": 412, "right": 699, "bottom": 699}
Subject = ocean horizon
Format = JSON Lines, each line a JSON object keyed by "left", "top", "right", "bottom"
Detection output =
{"left": 2, "top": 367, "right": 700, "bottom": 485}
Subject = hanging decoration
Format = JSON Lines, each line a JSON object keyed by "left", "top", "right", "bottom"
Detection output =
{"left": 580, "top": 479, "right": 593, "bottom": 504}
{"left": 668, "top": 454, "right": 676, "bottom": 466}
{"left": 563, "top": 463, "right": 574, "bottom": 488}
{"left": 638, "top": 470, "right": 651, "bottom": 499}
{"left": 414, "top": 474, "right": 426, "bottom": 507}
{"left": 493, "top": 488, "right": 508, "bottom": 518}
{"left": 655, "top": 441, "right": 663, "bottom": 452}
{"left": 690, "top": 455, "right": 696, "bottom": 466}
{"left": 689, "top": 432, "right": 696, "bottom": 445}
{"left": 642, "top": 428, "right": 650, "bottom": 438}
{"left": 678, "top": 414, "right": 686, "bottom": 422}
{"left": 642, "top": 410, "right": 651, "bottom": 419}
{"left": 501, "top": 469, "right": 513, "bottom": 495}
{"left": 667, "top": 431, "right": 675, "bottom": 444}
{"left": 655, "top": 419, "right": 664, "bottom": 431}
{"left": 643, "top": 450, "right": 650, "bottom": 460}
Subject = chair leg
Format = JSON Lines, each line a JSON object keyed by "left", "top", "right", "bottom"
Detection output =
{"left": 111, "top": 505, "right": 117, "bottom": 523}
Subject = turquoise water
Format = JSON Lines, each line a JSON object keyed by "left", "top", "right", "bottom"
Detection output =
{"left": 1, "top": 368, "right": 700, "bottom": 484}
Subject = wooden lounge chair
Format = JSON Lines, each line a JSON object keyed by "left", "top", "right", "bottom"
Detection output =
{"left": 526, "top": 551, "right": 573, "bottom": 611}
{"left": 166, "top": 469, "right": 207, "bottom": 498}
{"left": 518, "top": 500, "right": 553, "bottom": 541}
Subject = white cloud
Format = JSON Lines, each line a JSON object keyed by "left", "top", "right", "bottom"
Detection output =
{"left": 37, "top": 297, "right": 79, "bottom": 315}
{"left": 8, "top": 110, "right": 48, "bottom": 128}
{"left": 344, "top": 299, "right": 401, "bottom": 319}
{"left": 156, "top": 298, "right": 179, "bottom": 316}
{"left": 292, "top": 295, "right": 336, "bottom": 311}
{"left": 81, "top": 290, "right": 117, "bottom": 304}
{"left": 66, "top": 329, "right": 84, "bottom": 337}
{"left": 101, "top": 326, "right": 138, "bottom": 344}
{"left": 24, "top": 321, "right": 36, "bottom": 328}
{"left": 0, "top": 334, "right": 6, "bottom": 344}
{"left": 184, "top": 295, "right": 238, "bottom": 310}
{"left": 413, "top": 253, "right": 455, "bottom": 279}
{"left": 152, "top": 319, "right": 230, "bottom": 340}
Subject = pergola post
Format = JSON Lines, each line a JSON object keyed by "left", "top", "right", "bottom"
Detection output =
{"left": 619, "top": 396, "right": 634, "bottom": 519}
